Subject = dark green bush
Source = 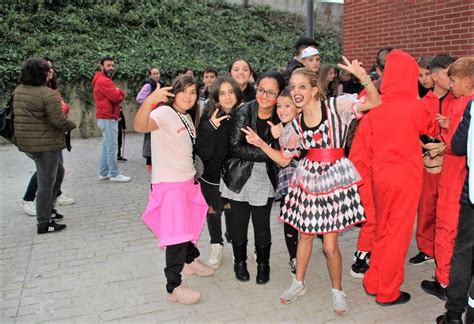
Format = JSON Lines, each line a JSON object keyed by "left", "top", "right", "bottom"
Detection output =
{"left": 0, "top": 0, "right": 341, "bottom": 98}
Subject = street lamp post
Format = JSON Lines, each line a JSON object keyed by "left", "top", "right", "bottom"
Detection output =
{"left": 306, "top": 0, "right": 314, "bottom": 38}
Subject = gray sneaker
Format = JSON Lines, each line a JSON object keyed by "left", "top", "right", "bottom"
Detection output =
{"left": 280, "top": 278, "right": 307, "bottom": 304}
{"left": 332, "top": 288, "right": 348, "bottom": 315}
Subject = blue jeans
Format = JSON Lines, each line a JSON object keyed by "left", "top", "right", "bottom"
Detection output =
{"left": 25, "top": 151, "right": 64, "bottom": 225}
{"left": 97, "top": 119, "right": 119, "bottom": 177}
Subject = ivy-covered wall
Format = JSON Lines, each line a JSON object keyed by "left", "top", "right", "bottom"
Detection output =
{"left": 0, "top": 0, "right": 341, "bottom": 137}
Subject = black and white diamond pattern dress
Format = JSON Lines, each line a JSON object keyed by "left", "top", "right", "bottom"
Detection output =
{"left": 279, "top": 95, "right": 366, "bottom": 234}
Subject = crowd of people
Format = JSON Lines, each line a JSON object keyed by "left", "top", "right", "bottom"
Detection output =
{"left": 10, "top": 35, "right": 474, "bottom": 323}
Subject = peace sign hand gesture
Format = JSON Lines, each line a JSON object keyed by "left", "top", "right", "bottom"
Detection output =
{"left": 338, "top": 56, "right": 368, "bottom": 82}
{"left": 210, "top": 109, "right": 229, "bottom": 128}
{"left": 241, "top": 126, "right": 265, "bottom": 148}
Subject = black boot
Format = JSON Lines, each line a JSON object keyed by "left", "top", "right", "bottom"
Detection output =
{"left": 223, "top": 208, "right": 232, "bottom": 243}
{"left": 255, "top": 243, "right": 271, "bottom": 285}
{"left": 232, "top": 241, "right": 250, "bottom": 281}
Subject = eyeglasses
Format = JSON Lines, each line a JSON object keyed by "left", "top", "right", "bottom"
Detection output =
{"left": 256, "top": 88, "right": 278, "bottom": 99}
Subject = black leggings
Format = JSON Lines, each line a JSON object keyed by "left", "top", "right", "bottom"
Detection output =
{"left": 164, "top": 242, "right": 200, "bottom": 293}
{"left": 281, "top": 200, "right": 298, "bottom": 259}
{"left": 229, "top": 199, "right": 273, "bottom": 246}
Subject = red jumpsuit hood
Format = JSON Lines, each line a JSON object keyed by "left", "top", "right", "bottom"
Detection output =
{"left": 381, "top": 50, "right": 419, "bottom": 100}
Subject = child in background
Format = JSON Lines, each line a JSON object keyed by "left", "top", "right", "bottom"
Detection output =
{"left": 134, "top": 76, "right": 214, "bottom": 305}
{"left": 300, "top": 46, "right": 321, "bottom": 74}
{"left": 318, "top": 64, "right": 341, "bottom": 97}
{"left": 418, "top": 56, "right": 434, "bottom": 98}
{"left": 410, "top": 54, "right": 455, "bottom": 266}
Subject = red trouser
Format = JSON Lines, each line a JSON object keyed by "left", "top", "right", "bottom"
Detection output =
{"left": 415, "top": 170, "right": 441, "bottom": 257}
{"left": 434, "top": 154, "right": 466, "bottom": 286}
{"left": 364, "top": 172, "right": 421, "bottom": 303}
{"left": 350, "top": 116, "right": 376, "bottom": 253}
{"left": 355, "top": 162, "right": 376, "bottom": 252}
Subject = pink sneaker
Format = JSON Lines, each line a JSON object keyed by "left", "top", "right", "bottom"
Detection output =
{"left": 183, "top": 259, "right": 215, "bottom": 276}
{"left": 167, "top": 284, "right": 201, "bottom": 305}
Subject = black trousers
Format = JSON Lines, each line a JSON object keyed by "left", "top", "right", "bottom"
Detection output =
{"left": 445, "top": 203, "right": 474, "bottom": 320}
{"left": 229, "top": 199, "right": 273, "bottom": 246}
{"left": 164, "top": 242, "right": 200, "bottom": 293}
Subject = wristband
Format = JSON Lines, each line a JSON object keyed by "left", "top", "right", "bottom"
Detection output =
{"left": 361, "top": 77, "right": 371, "bottom": 87}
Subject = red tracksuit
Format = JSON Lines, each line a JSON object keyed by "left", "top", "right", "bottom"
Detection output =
{"left": 416, "top": 91, "right": 454, "bottom": 257}
{"left": 363, "top": 50, "right": 436, "bottom": 303}
{"left": 434, "top": 94, "right": 473, "bottom": 286}
{"left": 350, "top": 110, "right": 376, "bottom": 253}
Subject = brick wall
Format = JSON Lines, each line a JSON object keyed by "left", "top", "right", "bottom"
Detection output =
{"left": 343, "top": 0, "right": 474, "bottom": 69}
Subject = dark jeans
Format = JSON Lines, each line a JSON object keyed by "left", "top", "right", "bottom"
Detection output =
{"left": 164, "top": 242, "right": 200, "bottom": 293}
{"left": 25, "top": 151, "right": 64, "bottom": 225}
{"left": 445, "top": 204, "right": 474, "bottom": 320}
{"left": 229, "top": 199, "right": 273, "bottom": 246}
{"left": 23, "top": 152, "right": 63, "bottom": 202}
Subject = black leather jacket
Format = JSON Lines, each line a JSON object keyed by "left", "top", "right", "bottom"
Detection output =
{"left": 222, "top": 100, "right": 280, "bottom": 193}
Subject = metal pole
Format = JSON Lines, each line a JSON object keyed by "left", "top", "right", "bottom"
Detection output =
{"left": 306, "top": 0, "right": 314, "bottom": 38}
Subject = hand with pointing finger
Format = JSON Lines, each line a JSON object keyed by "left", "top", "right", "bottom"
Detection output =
{"left": 267, "top": 121, "right": 284, "bottom": 139}
{"left": 210, "top": 109, "right": 229, "bottom": 128}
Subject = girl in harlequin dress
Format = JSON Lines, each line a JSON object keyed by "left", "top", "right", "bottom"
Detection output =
{"left": 277, "top": 61, "right": 381, "bottom": 314}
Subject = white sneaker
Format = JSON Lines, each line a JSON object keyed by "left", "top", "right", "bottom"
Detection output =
{"left": 98, "top": 175, "right": 110, "bottom": 180}
{"left": 21, "top": 200, "right": 36, "bottom": 216}
{"left": 208, "top": 244, "right": 223, "bottom": 269}
{"left": 280, "top": 278, "right": 307, "bottom": 304}
{"left": 56, "top": 194, "right": 75, "bottom": 206}
{"left": 109, "top": 174, "right": 131, "bottom": 182}
{"left": 332, "top": 288, "right": 348, "bottom": 315}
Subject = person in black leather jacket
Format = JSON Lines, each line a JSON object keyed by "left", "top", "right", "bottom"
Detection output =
{"left": 220, "top": 70, "right": 285, "bottom": 284}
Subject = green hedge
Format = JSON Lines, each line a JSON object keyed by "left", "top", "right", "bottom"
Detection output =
{"left": 0, "top": 0, "right": 341, "bottom": 98}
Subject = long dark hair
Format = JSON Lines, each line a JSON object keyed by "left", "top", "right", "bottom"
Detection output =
{"left": 20, "top": 58, "right": 50, "bottom": 86}
{"left": 206, "top": 76, "right": 242, "bottom": 118}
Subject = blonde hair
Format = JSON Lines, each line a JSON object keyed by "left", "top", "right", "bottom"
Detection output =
{"left": 290, "top": 67, "right": 327, "bottom": 101}
{"left": 448, "top": 57, "right": 474, "bottom": 87}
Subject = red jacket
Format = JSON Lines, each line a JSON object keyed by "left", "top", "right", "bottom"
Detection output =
{"left": 421, "top": 90, "right": 454, "bottom": 139}
{"left": 92, "top": 71, "right": 125, "bottom": 120}
{"left": 369, "top": 50, "right": 436, "bottom": 178}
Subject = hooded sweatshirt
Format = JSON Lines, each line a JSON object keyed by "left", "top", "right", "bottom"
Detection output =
{"left": 92, "top": 71, "right": 125, "bottom": 120}
{"left": 369, "top": 50, "right": 436, "bottom": 178}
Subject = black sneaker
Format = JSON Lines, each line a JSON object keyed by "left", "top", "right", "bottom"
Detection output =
{"left": 350, "top": 258, "right": 369, "bottom": 278}
{"left": 409, "top": 251, "right": 434, "bottom": 265}
{"left": 421, "top": 279, "right": 447, "bottom": 301}
{"left": 436, "top": 314, "right": 463, "bottom": 324}
{"left": 376, "top": 291, "right": 411, "bottom": 306}
{"left": 37, "top": 220, "right": 67, "bottom": 234}
{"left": 51, "top": 209, "right": 64, "bottom": 220}
{"left": 117, "top": 156, "right": 128, "bottom": 161}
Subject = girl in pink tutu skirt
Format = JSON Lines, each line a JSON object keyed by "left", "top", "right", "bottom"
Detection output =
{"left": 134, "top": 75, "right": 214, "bottom": 305}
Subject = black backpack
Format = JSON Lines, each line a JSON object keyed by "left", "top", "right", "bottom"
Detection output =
{"left": 0, "top": 95, "right": 15, "bottom": 143}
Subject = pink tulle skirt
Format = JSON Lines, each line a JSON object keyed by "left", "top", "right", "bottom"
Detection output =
{"left": 142, "top": 179, "right": 208, "bottom": 248}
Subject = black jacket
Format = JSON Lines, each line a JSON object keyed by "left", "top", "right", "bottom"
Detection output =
{"left": 451, "top": 99, "right": 473, "bottom": 206}
{"left": 284, "top": 58, "right": 304, "bottom": 84}
{"left": 195, "top": 108, "right": 231, "bottom": 183}
{"left": 222, "top": 100, "right": 280, "bottom": 193}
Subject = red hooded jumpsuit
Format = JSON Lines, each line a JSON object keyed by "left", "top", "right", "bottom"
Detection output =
{"left": 415, "top": 91, "right": 453, "bottom": 257}
{"left": 433, "top": 94, "right": 473, "bottom": 286}
{"left": 363, "top": 50, "right": 436, "bottom": 303}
